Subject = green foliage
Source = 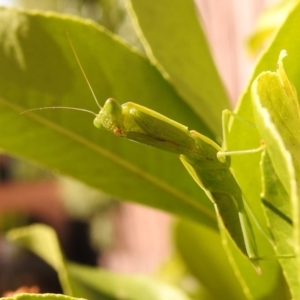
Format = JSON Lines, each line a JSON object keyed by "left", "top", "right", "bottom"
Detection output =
{"left": 251, "top": 51, "right": 300, "bottom": 299}
{"left": 1, "top": 0, "right": 300, "bottom": 299}
{"left": 6, "top": 224, "right": 191, "bottom": 300}
{"left": 0, "top": 5, "right": 216, "bottom": 227}
{"left": 127, "top": 0, "right": 229, "bottom": 134}
{"left": 0, "top": 294, "right": 82, "bottom": 300}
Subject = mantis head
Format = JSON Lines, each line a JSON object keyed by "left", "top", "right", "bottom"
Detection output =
{"left": 94, "top": 98, "right": 126, "bottom": 136}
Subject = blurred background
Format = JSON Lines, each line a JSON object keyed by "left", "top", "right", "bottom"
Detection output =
{"left": 0, "top": 0, "right": 279, "bottom": 295}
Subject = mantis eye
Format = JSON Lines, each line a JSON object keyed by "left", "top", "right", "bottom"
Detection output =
{"left": 93, "top": 115, "right": 102, "bottom": 129}
{"left": 103, "top": 98, "right": 123, "bottom": 115}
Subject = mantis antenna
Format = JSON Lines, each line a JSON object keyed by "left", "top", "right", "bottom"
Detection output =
{"left": 20, "top": 106, "right": 97, "bottom": 116}
{"left": 21, "top": 32, "right": 102, "bottom": 115}
{"left": 66, "top": 31, "right": 102, "bottom": 110}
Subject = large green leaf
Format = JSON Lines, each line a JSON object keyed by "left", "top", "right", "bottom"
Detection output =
{"left": 226, "top": 4, "right": 300, "bottom": 295}
{"left": 251, "top": 54, "right": 300, "bottom": 298}
{"left": 230, "top": 2, "right": 300, "bottom": 214}
{"left": 68, "top": 263, "right": 191, "bottom": 300}
{"left": 0, "top": 7, "right": 217, "bottom": 227}
{"left": 222, "top": 3, "right": 300, "bottom": 297}
{"left": 230, "top": 2, "right": 300, "bottom": 202}
{"left": 251, "top": 53, "right": 300, "bottom": 192}
{"left": 174, "top": 220, "right": 246, "bottom": 300}
{"left": 126, "top": 0, "right": 230, "bottom": 136}
{"left": 7, "top": 224, "right": 192, "bottom": 300}
{"left": 174, "top": 220, "right": 285, "bottom": 300}
{"left": 261, "top": 152, "right": 297, "bottom": 299}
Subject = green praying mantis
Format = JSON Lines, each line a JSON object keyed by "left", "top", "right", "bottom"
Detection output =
{"left": 22, "top": 37, "right": 295, "bottom": 273}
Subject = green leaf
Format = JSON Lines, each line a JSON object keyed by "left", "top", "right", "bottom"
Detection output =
{"left": 68, "top": 263, "right": 192, "bottom": 300}
{"left": 174, "top": 220, "right": 246, "bottom": 300}
{"left": 7, "top": 224, "right": 192, "bottom": 300}
{"left": 227, "top": 4, "right": 300, "bottom": 294}
{"left": 126, "top": 0, "right": 230, "bottom": 136}
{"left": 0, "top": 294, "right": 84, "bottom": 300}
{"left": 0, "top": 7, "right": 217, "bottom": 228}
{"left": 251, "top": 53, "right": 300, "bottom": 298}
{"left": 174, "top": 220, "right": 285, "bottom": 300}
{"left": 6, "top": 224, "right": 73, "bottom": 295}
{"left": 260, "top": 152, "right": 298, "bottom": 298}
{"left": 230, "top": 2, "right": 300, "bottom": 209}
{"left": 251, "top": 55, "right": 300, "bottom": 190}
